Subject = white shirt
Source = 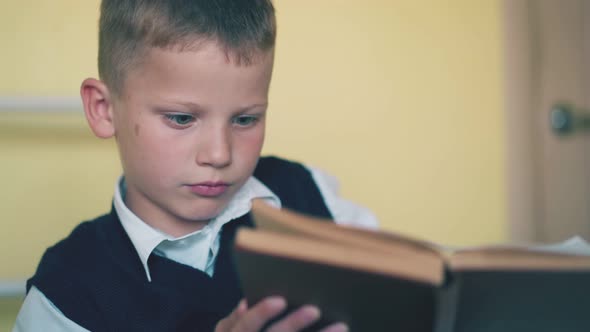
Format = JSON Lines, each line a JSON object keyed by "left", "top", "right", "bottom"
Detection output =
{"left": 13, "top": 167, "right": 378, "bottom": 332}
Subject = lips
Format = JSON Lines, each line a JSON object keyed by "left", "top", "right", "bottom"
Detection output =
{"left": 187, "top": 182, "right": 230, "bottom": 197}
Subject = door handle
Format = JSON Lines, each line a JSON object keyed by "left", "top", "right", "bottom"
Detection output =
{"left": 550, "top": 103, "right": 590, "bottom": 135}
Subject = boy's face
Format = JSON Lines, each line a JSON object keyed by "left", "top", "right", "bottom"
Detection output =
{"left": 111, "top": 42, "right": 273, "bottom": 236}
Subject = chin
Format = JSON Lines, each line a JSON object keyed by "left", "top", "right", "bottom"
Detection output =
{"left": 172, "top": 192, "right": 232, "bottom": 219}
{"left": 183, "top": 204, "right": 227, "bottom": 222}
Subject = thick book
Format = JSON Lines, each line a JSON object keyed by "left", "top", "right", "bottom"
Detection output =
{"left": 233, "top": 200, "right": 590, "bottom": 332}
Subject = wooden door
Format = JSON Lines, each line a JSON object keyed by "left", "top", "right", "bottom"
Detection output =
{"left": 504, "top": 0, "right": 590, "bottom": 242}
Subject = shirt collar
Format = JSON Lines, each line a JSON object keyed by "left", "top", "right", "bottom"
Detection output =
{"left": 113, "top": 175, "right": 280, "bottom": 281}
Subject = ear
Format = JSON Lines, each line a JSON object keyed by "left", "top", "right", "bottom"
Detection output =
{"left": 80, "top": 78, "right": 116, "bottom": 138}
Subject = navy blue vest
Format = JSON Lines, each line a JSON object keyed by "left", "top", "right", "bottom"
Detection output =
{"left": 27, "top": 156, "right": 332, "bottom": 331}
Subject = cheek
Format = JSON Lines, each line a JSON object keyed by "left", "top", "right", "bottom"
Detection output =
{"left": 231, "top": 130, "right": 264, "bottom": 172}
{"left": 236, "top": 128, "right": 265, "bottom": 158}
{"left": 123, "top": 123, "right": 184, "bottom": 173}
{"left": 140, "top": 134, "right": 190, "bottom": 170}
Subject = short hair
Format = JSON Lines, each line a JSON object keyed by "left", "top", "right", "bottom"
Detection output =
{"left": 98, "top": 0, "right": 276, "bottom": 96}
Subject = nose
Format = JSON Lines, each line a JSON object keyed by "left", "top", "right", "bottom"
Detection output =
{"left": 195, "top": 125, "right": 232, "bottom": 168}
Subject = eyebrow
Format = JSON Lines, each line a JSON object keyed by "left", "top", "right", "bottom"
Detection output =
{"left": 236, "top": 103, "right": 268, "bottom": 112}
{"left": 160, "top": 101, "right": 204, "bottom": 111}
{"left": 156, "top": 100, "right": 268, "bottom": 113}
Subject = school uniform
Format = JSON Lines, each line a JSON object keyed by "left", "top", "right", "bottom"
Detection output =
{"left": 14, "top": 156, "right": 377, "bottom": 332}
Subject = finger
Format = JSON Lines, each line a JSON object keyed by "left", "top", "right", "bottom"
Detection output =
{"left": 215, "top": 299, "right": 247, "bottom": 331}
{"left": 234, "top": 296, "right": 287, "bottom": 332}
{"left": 319, "top": 322, "right": 349, "bottom": 332}
{"left": 229, "top": 300, "right": 248, "bottom": 326}
{"left": 235, "top": 299, "right": 248, "bottom": 314}
{"left": 266, "top": 305, "right": 321, "bottom": 332}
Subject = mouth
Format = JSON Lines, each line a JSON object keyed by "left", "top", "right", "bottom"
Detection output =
{"left": 186, "top": 181, "right": 230, "bottom": 197}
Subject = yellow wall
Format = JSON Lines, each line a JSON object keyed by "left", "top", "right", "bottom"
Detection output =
{"left": 269, "top": 1, "right": 506, "bottom": 246}
{"left": 0, "top": 0, "right": 506, "bottom": 283}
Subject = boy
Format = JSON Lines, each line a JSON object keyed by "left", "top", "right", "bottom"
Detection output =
{"left": 14, "top": 1, "right": 377, "bottom": 331}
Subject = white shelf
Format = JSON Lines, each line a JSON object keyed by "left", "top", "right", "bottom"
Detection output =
{"left": 0, "top": 280, "right": 25, "bottom": 298}
{"left": 0, "top": 96, "right": 82, "bottom": 112}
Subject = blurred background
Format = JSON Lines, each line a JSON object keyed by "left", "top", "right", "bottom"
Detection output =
{"left": 2, "top": 0, "right": 589, "bottom": 329}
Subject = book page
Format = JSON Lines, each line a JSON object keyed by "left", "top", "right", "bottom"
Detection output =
{"left": 248, "top": 200, "right": 447, "bottom": 284}
{"left": 528, "top": 236, "right": 590, "bottom": 256}
{"left": 251, "top": 199, "right": 443, "bottom": 257}
{"left": 448, "top": 236, "right": 590, "bottom": 271}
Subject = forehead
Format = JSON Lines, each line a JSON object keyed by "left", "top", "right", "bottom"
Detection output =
{"left": 119, "top": 42, "right": 274, "bottom": 103}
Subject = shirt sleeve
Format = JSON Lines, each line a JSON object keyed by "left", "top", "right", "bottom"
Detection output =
{"left": 306, "top": 166, "right": 379, "bottom": 229}
{"left": 13, "top": 286, "right": 90, "bottom": 332}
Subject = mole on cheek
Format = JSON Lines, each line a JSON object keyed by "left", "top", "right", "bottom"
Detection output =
{"left": 134, "top": 124, "right": 140, "bottom": 136}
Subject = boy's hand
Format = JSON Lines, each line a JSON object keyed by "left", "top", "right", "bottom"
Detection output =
{"left": 215, "top": 297, "right": 348, "bottom": 332}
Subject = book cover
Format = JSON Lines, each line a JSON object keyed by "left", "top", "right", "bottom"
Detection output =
{"left": 234, "top": 200, "right": 590, "bottom": 331}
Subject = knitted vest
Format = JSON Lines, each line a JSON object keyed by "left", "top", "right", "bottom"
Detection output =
{"left": 27, "top": 156, "right": 332, "bottom": 332}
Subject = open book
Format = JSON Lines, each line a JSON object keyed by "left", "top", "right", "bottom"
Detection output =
{"left": 233, "top": 200, "right": 590, "bottom": 332}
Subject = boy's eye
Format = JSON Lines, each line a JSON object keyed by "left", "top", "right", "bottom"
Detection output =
{"left": 232, "top": 115, "right": 259, "bottom": 127}
{"left": 165, "top": 114, "right": 195, "bottom": 126}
